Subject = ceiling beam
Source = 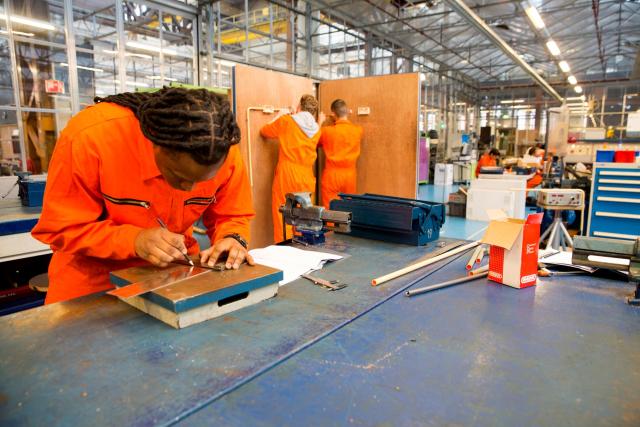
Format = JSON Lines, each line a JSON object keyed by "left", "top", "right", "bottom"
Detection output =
{"left": 443, "top": 0, "right": 563, "bottom": 101}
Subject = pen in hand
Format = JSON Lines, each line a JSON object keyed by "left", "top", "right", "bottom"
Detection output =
{"left": 155, "top": 217, "right": 194, "bottom": 266}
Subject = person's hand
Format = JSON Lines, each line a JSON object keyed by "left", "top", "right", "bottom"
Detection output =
{"left": 318, "top": 111, "right": 326, "bottom": 125}
{"left": 135, "top": 228, "right": 188, "bottom": 267}
{"left": 200, "top": 238, "right": 255, "bottom": 270}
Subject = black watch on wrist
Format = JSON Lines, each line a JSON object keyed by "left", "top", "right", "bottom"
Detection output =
{"left": 224, "top": 233, "right": 248, "bottom": 249}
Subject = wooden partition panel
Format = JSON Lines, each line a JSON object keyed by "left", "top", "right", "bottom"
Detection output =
{"left": 233, "top": 65, "right": 316, "bottom": 249}
{"left": 318, "top": 73, "right": 420, "bottom": 199}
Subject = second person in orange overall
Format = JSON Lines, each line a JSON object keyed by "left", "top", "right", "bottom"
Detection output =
{"left": 318, "top": 99, "right": 363, "bottom": 208}
{"left": 260, "top": 95, "right": 321, "bottom": 242}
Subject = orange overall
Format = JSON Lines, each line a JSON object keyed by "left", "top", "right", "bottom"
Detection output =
{"left": 319, "top": 118, "right": 363, "bottom": 208}
{"left": 32, "top": 103, "right": 254, "bottom": 304}
{"left": 260, "top": 114, "right": 320, "bottom": 242}
{"left": 475, "top": 153, "right": 497, "bottom": 177}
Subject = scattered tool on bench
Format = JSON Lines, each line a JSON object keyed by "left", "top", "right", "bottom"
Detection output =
{"left": 372, "top": 240, "right": 480, "bottom": 286}
{"left": 280, "top": 192, "right": 351, "bottom": 245}
{"left": 300, "top": 273, "right": 347, "bottom": 291}
{"left": 572, "top": 236, "right": 640, "bottom": 305}
{"left": 466, "top": 245, "right": 483, "bottom": 270}
{"left": 405, "top": 271, "right": 489, "bottom": 297}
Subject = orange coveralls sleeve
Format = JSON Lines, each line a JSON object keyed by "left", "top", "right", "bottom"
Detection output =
{"left": 32, "top": 103, "right": 254, "bottom": 304}
{"left": 32, "top": 124, "right": 142, "bottom": 259}
{"left": 202, "top": 145, "right": 253, "bottom": 244}
{"left": 260, "top": 115, "right": 320, "bottom": 242}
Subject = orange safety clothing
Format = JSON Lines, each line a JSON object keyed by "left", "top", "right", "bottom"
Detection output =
{"left": 319, "top": 118, "right": 363, "bottom": 208}
{"left": 32, "top": 102, "right": 254, "bottom": 304}
{"left": 527, "top": 171, "right": 543, "bottom": 189}
{"left": 260, "top": 114, "right": 320, "bottom": 242}
{"left": 475, "top": 153, "right": 497, "bottom": 178}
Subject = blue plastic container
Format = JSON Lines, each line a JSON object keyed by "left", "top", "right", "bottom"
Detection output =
{"left": 595, "top": 150, "right": 615, "bottom": 162}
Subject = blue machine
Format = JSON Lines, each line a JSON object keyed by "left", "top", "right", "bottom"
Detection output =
{"left": 330, "top": 193, "right": 445, "bottom": 246}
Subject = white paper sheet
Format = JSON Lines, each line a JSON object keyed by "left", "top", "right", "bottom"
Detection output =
{"left": 249, "top": 246, "right": 343, "bottom": 285}
{"left": 538, "top": 250, "right": 597, "bottom": 272}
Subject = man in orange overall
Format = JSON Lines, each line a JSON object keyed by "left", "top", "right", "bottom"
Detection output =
{"left": 318, "top": 99, "right": 363, "bottom": 208}
{"left": 260, "top": 94, "right": 321, "bottom": 242}
{"left": 475, "top": 148, "right": 501, "bottom": 177}
{"left": 32, "top": 88, "right": 255, "bottom": 304}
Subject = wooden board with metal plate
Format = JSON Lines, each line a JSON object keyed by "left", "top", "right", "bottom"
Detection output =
{"left": 109, "top": 263, "right": 283, "bottom": 329}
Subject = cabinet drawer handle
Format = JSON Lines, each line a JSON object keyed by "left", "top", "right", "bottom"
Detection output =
{"left": 595, "top": 211, "right": 640, "bottom": 220}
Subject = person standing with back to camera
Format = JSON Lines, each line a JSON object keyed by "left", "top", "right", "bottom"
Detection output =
{"left": 260, "top": 94, "right": 321, "bottom": 242}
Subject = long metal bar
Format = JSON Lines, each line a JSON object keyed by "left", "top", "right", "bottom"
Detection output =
{"left": 443, "top": 0, "right": 563, "bottom": 101}
{"left": 405, "top": 271, "right": 488, "bottom": 297}
{"left": 115, "top": 0, "right": 127, "bottom": 93}
{"left": 4, "top": 0, "right": 28, "bottom": 173}
{"left": 63, "top": 0, "right": 80, "bottom": 114}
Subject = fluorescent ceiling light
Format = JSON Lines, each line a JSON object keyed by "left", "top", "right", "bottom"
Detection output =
{"left": 113, "top": 80, "right": 150, "bottom": 88}
{"left": 0, "top": 29, "right": 34, "bottom": 37}
{"left": 500, "top": 99, "right": 525, "bottom": 104}
{"left": 525, "top": 5, "right": 545, "bottom": 29}
{"left": 213, "top": 59, "right": 237, "bottom": 68}
{"left": 102, "top": 49, "right": 118, "bottom": 55}
{"left": 126, "top": 41, "right": 180, "bottom": 57}
{"left": 147, "top": 75, "right": 178, "bottom": 82}
{"left": 453, "top": 102, "right": 466, "bottom": 106}
{"left": 60, "top": 62, "right": 103, "bottom": 73}
{"left": 566, "top": 96, "right": 585, "bottom": 101}
{"left": 558, "top": 61, "right": 570, "bottom": 73}
{"left": 546, "top": 40, "right": 561, "bottom": 56}
{"left": 574, "top": 85, "right": 583, "bottom": 94}
{"left": 568, "top": 75, "right": 578, "bottom": 85}
{"left": 0, "top": 14, "right": 57, "bottom": 31}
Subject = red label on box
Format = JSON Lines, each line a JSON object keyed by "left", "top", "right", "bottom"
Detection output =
{"left": 45, "top": 79, "right": 64, "bottom": 94}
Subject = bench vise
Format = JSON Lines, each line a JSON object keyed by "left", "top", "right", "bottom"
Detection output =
{"left": 572, "top": 236, "right": 640, "bottom": 305}
{"left": 279, "top": 192, "right": 351, "bottom": 245}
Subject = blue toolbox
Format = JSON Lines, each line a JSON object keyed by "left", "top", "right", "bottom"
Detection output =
{"left": 329, "top": 193, "right": 445, "bottom": 246}
{"left": 18, "top": 174, "right": 46, "bottom": 207}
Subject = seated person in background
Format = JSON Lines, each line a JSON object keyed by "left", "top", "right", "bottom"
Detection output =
{"left": 260, "top": 94, "right": 321, "bottom": 242}
{"left": 318, "top": 99, "right": 363, "bottom": 208}
{"left": 32, "top": 88, "right": 255, "bottom": 304}
{"left": 522, "top": 147, "right": 545, "bottom": 188}
{"left": 475, "top": 148, "right": 500, "bottom": 177}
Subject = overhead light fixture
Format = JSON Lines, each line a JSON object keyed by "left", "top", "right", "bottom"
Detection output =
{"left": 420, "top": 73, "right": 426, "bottom": 81}
{"left": 126, "top": 41, "right": 179, "bottom": 57}
{"left": 113, "top": 80, "right": 150, "bottom": 88}
{"left": 524, "top": 5, "right": 545, "bottom": 29}
{"left": 453, "top": 102, "right": 466, "bottom": 106}
{"left": 60, "top": 62, "right": 103, "bottom": 73}
{"left": 574, "top": 85, "right": 583, "bottom": 94}
{"left": 213, "top": 59, "right": 238, "bottom": 68}
{"left": 558, "top": 61, "right": 570, "bottom": 73}
{"left": 546, "top": 40, "right": 561, "bottom": 56}
{"left": 568, "top": 75, "right": 578, "bottom": 85}
{"left": 500, "top": 99, "right": 525, "bottom": 104}
{"left": 147, "top": 75, "right": 178, "bottom": 82}
{"left": 0, "top": 29, "right": 34, "bottom": 37}
{"left": 0, "top": 13, "right": 57, "bottom": 31}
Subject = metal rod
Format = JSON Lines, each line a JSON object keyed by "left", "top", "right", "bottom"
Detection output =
{"left": 406, "top": 271, "right": 489, "bottom": 297}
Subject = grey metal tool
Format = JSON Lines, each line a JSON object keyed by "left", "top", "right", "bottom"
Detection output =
{"left": 405, "top": 271, "right": 488, "bottom": 297}
{"left": 300, "top": 273, "right": 347, "bottom": 291}
{"left": 279, "top": 192, "right": 352, "bottom": 244}
{"left": 572, "top": 236, "right": 640, "bottom": 305}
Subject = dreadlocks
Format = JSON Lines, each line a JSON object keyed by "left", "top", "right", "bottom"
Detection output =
{"left": 95, "top": 87, "right": 240, "bottom": 165}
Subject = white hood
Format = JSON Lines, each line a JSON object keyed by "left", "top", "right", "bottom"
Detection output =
{"left": 291, "top": 111, "right": 319, "bottom": 139}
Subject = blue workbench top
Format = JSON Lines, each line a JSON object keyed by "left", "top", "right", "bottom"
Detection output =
{"left": 2, "top": 222, "right": 639, "bottom": 426}
{"left": 0, "top": 235, "right": 464, "bottom": 426}
{"left": 181, "top": 257, "right": 640, "bottom": 426}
